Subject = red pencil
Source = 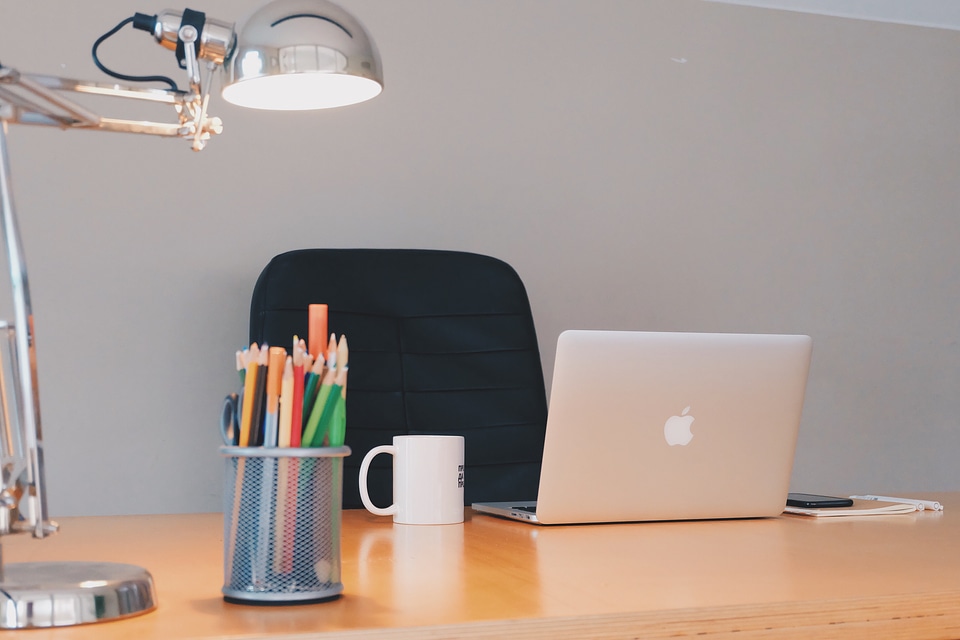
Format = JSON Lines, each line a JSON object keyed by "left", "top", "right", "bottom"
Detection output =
{"left": 290, "top": 337, "right": 305, "bottom": 448}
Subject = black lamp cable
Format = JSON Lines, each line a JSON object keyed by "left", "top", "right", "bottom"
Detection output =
{"left": 91, "top": 16, "right": 180, "bottom": 92}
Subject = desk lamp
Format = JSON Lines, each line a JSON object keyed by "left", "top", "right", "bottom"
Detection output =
{"left": 0, "top": 0, "right": 382, "bottom": 628}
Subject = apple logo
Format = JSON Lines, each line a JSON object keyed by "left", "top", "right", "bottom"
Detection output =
{"left": 663, "top": 406, "right": 695, "bottom": 446}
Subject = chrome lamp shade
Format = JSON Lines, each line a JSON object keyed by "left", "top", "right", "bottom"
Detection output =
{"left": 222, "top": 0, "right": 384, "bottom": 110}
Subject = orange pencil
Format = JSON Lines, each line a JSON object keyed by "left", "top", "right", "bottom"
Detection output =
{"left": 263, "top": 347, "right": 286, "bottom": 447}
{"left": 308, "top": 304, "right": 328, "bottom": 362}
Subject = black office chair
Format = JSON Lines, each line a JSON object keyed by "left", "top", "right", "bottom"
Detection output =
{"left": 249, "top": 249, "right": 548, "bottom": 509}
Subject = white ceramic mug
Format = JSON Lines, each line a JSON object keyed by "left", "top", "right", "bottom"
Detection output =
{"left": 358, "top": 435, "right": 465, "bottom": 525}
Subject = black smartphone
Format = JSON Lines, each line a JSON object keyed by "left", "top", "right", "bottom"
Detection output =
{"left": 786, "top": 493, "right": 854, "bottom": 508}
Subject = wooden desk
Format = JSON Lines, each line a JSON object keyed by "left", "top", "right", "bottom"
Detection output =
{"left": 4, "top": 493, "right": 960, "bottom": 639}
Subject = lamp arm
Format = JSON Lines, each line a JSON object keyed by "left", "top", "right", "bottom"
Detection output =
{"left": 0, "top": 120, "right": 54, "bottom": 539}
{"left": 0, "top": 65, "right": 223, "bottom": 149}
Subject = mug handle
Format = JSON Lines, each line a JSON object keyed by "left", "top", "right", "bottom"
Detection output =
{"left": 359, "top": 445, "right": 397, "bottom": 516}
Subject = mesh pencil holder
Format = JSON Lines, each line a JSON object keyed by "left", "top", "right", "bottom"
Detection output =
{"left": 221, "top": 446, "right": 351, "bottom": 605}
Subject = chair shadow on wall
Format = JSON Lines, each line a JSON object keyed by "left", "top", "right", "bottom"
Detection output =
{"left": 249, "top": 248, "right": 548, "bottom": 509}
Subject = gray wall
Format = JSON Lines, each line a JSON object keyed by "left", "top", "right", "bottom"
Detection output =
{"left": 0, "top": 1, "right": 957, "bottom": 516}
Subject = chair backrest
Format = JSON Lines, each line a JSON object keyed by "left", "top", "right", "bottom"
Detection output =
{"left": 249, "top": 249, "right": 548, "bottom": 509}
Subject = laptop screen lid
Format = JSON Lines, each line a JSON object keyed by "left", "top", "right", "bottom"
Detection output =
{"left": 532, "top": 330, "right": 812, "bottom": 525}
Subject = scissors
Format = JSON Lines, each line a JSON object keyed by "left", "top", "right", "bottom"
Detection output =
{"left": 220, "top": 391, "right": 242, "bottom": 446}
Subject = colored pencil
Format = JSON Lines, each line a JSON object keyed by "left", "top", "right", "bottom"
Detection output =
{"left": 235, "top": 349, "right": 246, "bottom": 384}
{"left": 263, "top": 347, "right": 286, "bottom": 448}
{"left": 308, "top": 303, "right": 328, "bottom": 365}
{"left": 256, "top": 348, "right": 284, "bottom": 584}
{"left": 302, "top": 348, "right": 314, "bottom": 377}
{"left": 277, "top": 356, "right": 294, "bottom": 448}
{"left": 273, "top": 355, "right": 294, "bottom": 574}
{"left": 328, "top": 335, "right": 349, "bottom": 447}
{"left": 284, "top": 338, "right": 306, "bottom": 574}
{"left": 326, "top": 336, "right": 349, "bottom": 575}
{"left": 248, "top": 345, "right": 269, "bottom": 447}
{"left": 227, "top": 343, "right": 259, "bottom": 586}
{"left": 238, "top": 343, "right": 260, "bottom": 447}
{"left": 301, "top": 352, "right": 325, "bottom": 432}
{"left": 290, "top": 338, "right": 305, "bottom": 448}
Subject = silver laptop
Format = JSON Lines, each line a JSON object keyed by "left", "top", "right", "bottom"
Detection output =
{"left": 472, "top": 330, "right": 812, "bottom": 525}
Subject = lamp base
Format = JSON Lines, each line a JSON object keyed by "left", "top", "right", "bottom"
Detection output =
{"left": 0, "top": 561, "right": 157, "bottom": 629}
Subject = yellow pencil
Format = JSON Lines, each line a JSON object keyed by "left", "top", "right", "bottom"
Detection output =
{"left": 274, "top": 355, "right": 294, "bottom": 574}
{"left": 277, "top": 356, "right": 294, "bottom": 448}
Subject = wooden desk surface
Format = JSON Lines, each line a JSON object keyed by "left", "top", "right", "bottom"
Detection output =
{"left": 4, "top": 493, "right": 960, "bottom": 639}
